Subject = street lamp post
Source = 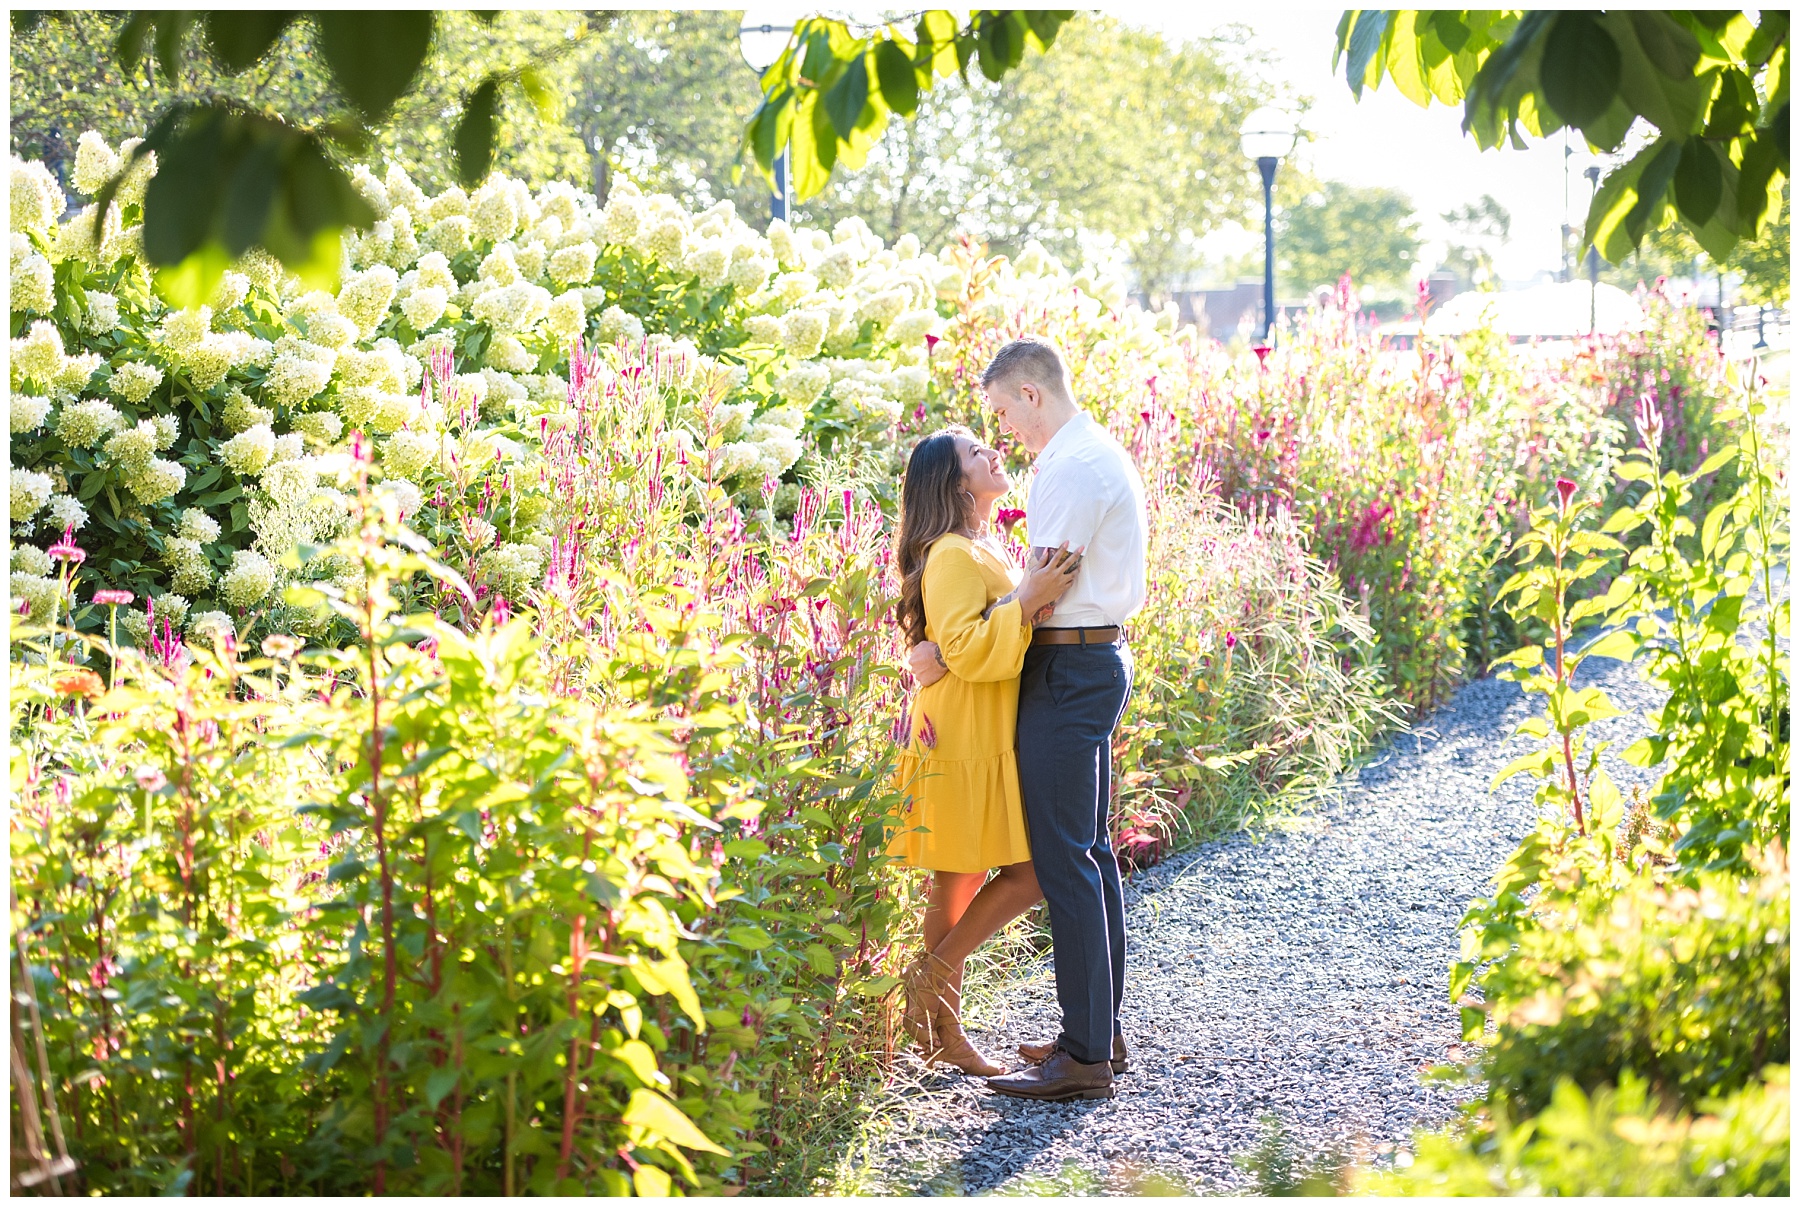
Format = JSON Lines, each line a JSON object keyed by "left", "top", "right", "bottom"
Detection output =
{"left": 1240, "top": 108, "right": 1297, "bottom": 344}
{"left": 739, "top": 10, "right": 800, "bottom": 224}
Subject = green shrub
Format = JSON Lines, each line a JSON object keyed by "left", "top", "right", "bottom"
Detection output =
{"left": 1113, "top": 486, "right": 1397, "bottom": 863}
{"left": 1457, "top": 846, "right": 1789, "bottom": 1115}
{"left": 1365, "top": 1068, "right": 1790, "bottom": 1197}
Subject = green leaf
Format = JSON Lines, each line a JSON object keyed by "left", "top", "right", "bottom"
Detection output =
{"left": 1625, "top": 10, "right": 1702, "bottom": 79}
{"left": 1578, "top": 628, "right": 1638, "bottom": 663}
{"left": 1587, "top": 135, "right": 1682, "bottom": 260}
{"left": 621, "top": 1089, "right": 728, "bottom": 1155}
{"left": 220, "top": 135, "right": 281, "bottom": 257}
{"left": 142, "top": 109, "right": 227, "bottom": 266}
{"left": 1542, "top": 12, "right": 1622, "bottom": 128}
{"left": 1342, "top": 10, "right": 1391, "bottom": 97}
{"left": 824, "top": 52, "right": 869, "bottom": 139}
{"left": 204, "top": 11, "right": 296, "bottom": 73}
{"left": 789, "top": 93, "right": 837, "bottom": 201}
{"left": 1023, "top": 11, "right": 1072, "bottom": 49}
{"left": 1491, "top": 748, "right": 1555, "bottom": 789}
{"left": 726, "top": 925, "right": 772, "bottom": 951}
{"left": 314, "top": 12, "right": 435, "bottom": 121}
{"left": 154, "top": 243, "right": 233, "bottom": 310}
{"left": 154, "top": 12, "right": 195, "bottom": 83}
{"left": 1735, "top": 105, "right": 1788, "bottom": 231}
{"left": 1673, "top": 136, "right": 1723, "bottom": 225}
{"left": 455, "top": 77, "right": 501, "bottom": 189}
{"left": 424, "top": 1066, "right": 459, "bottom": 1109}
{"left": 976, "top": 16, "right": 1017, "bottom": 83}
{"left": 115, "top": 13, "right": 154, "bottom": 74}
{"left": 873, "top": 39, "right": 919, "bottom": 115}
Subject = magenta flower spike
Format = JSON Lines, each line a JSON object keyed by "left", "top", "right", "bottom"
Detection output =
{"left": 1554, "top": 477, "right": 1578, "bottom": 516}
{"left": 48, "top": 526, "right": 86, "bottom": 564}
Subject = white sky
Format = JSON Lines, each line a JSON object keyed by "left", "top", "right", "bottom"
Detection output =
{"left": 1106, "top": 2, "right": 1612, "bottom": 283}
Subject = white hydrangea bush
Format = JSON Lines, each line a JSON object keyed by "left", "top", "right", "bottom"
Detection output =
{"left": 10, "top": 133, "right": 1157, "bottom": 648}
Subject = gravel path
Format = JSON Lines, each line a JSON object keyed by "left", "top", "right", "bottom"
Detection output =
{"left": 836, "top": 650, "right": 1667, "bottom": 1196}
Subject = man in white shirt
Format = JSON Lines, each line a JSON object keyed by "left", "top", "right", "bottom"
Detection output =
{"left": 909, "top": 336, "right": 1148, "bottom": 1101}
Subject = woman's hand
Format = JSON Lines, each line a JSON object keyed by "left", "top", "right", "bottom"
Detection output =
{"left": 1015, "top": 542, "right": 1083, "bottom": 620}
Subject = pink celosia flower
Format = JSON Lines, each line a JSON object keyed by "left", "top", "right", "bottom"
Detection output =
{"left": 92, "top": 589, "right": 133, "bottom": 606}
{"left": 1634, "top": 392, "right": 1664, "bottom": 450}
{"left": 1554, "top": 477, "right": 1578, "bottom": 515}
{"left": 1252, "top": 344, "right": 1271, "bottom": 368}
{"left": 48, "top": 526, "right": 85, "bottom": 564}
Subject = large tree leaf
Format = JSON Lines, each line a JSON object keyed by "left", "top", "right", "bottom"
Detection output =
{"left": 1463, "top": 10, "right": 1554, "bottom": 147}
{"left": 823, "top": 52, "right": 869, "bottom": 139}
{"left": 788, "top": 92, "right": 836, "bottom": 201}
{"left": 873, "top": 39, "right": 919, "bottom": 116}
{"left": 1673, "top": 136, "right": 1724, "bottom": 226}
{"left": 1587, "top": 135, "right": 1681, "bottom": 261}
{"left": 1603, "top": 11, "right": 1708, "bottom": 136}
{"left": 1023, "top": 10, "right": 1071, "bottom": 49}
{"left": 1338, "top": 10, "right": 1391, "bottom": 98}
{"left": 1540, "top": 12, "right": 1621, "bottom": 128}
{"left": 1735, "top": 104, "right": 1789, "bottom": 229}
{"left": 454, "top": 76, "right": 501, "bottom": 189}
{"left": 153, "top": 11, "right": 195, "bottom": 82}
{"left": 142, "top": 109, "right": 228, "bottom": 266}
{"left": 314, "top": 11, "right": 435, "bottom": 121}
{"left": 220, "top": 134, "right": 282, "bottom": 255}
{"left": 204, "top": 11, "right": 297, "bottom": 74}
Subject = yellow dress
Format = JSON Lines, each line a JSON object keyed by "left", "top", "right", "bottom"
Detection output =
{"left": 889, "top": 533, "right": 1033, "bottom": 873}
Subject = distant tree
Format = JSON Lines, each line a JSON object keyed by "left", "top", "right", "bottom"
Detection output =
{"left": 1439, "top": 194, "right": 1511, "bottom": 288}
{"left": 1275, "top": 174, "right": 1423, "bottom": 294}
{"left": 799, "top": 16, "right": 1274, "bottom": 301}
{"left": 9, "top": 10, "right": 340, "bottom": 183}
{"left": 560, "top": 10, "right": 774, "bottom": 215}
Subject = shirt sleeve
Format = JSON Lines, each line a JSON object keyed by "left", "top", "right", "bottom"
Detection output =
{"left": 1027, "top": 456, "right": 1109, "bottom": 552}
{"left": 923, "top": 543, "right": 1031, "bottom": 683}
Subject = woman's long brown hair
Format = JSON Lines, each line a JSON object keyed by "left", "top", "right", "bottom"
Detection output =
{"left": 895, "top": 426, "right": 977, "bottom": 647}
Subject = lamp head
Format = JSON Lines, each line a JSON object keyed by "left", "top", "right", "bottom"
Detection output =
{"left": 739, "top": 9, "right": 803, "bottom": 73}
{"left": 1239, "top": 106, "right": 1298, "bottom": 162}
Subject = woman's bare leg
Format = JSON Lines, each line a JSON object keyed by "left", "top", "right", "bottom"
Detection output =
{"left": 922, "top": 871, "right": 987, "bottom": 953}
{"left": 930, "top": 861, "right": 1043, "bottom": 1009}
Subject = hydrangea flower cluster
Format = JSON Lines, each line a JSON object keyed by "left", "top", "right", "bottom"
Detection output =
{"left": 9, "top": 131, "right": 1158, "bottom": 652}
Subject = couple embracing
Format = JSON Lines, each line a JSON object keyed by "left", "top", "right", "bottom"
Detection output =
{"left": 889, "top": 336, "right": 1147, "bottom": 1102}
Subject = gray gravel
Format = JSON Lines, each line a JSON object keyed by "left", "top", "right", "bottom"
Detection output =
{"left": 836, "top": 649, "right": 1669, "bottom": 1196}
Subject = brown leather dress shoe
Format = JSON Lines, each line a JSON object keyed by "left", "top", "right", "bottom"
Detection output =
{"left": 986, "top": 1046, "right": 1115, "bottom": 1101}
{"left": 1018, "top": 1033, "right": 1129, "bottom": 1074}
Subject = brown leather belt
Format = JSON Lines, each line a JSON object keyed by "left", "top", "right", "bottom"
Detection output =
{"left": 1031, "top": 626, "right": 1121, "bottom": 647}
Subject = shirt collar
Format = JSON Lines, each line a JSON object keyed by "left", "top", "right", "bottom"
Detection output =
{"left": 1037, "top": 410, "right": 1094, "bottom": 465}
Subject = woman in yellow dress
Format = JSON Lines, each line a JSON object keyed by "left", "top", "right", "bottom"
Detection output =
{"left": 890, "top": 425, "right": 1082, "bottom": 1075}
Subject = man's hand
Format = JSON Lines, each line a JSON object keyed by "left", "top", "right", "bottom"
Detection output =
{"left": 908, "top": 641, "right": 948, "bottom": 688}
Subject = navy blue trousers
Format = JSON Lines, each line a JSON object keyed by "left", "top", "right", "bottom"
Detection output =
{"left": 1016, "top": 640, "right": 1133, "bottom": 1066}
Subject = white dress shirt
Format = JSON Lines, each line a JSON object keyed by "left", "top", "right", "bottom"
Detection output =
{"left": 1025, "top": 411, "right": 1148, "bottom": 628}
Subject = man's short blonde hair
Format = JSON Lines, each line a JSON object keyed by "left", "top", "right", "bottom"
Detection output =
{"left": 980, "top": 336, "right": 1071, "bottom": 399}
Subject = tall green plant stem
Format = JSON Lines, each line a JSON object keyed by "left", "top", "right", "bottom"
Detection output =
{"left": 362, "top": 506, "right": 396, "bottom": 1196}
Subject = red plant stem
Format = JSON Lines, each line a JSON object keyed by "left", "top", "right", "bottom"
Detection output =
{"left": 367, "top": 544, "right": 396, "bottom": 1195}
{"left": 556, "top": 911, "right": 588, "bottom": 1182}
{"left": 175, "top": 699, "right": 200, "bottom": 1184}
{"left": 1552, "top": 542, "right": 1585, "bottom": 834}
